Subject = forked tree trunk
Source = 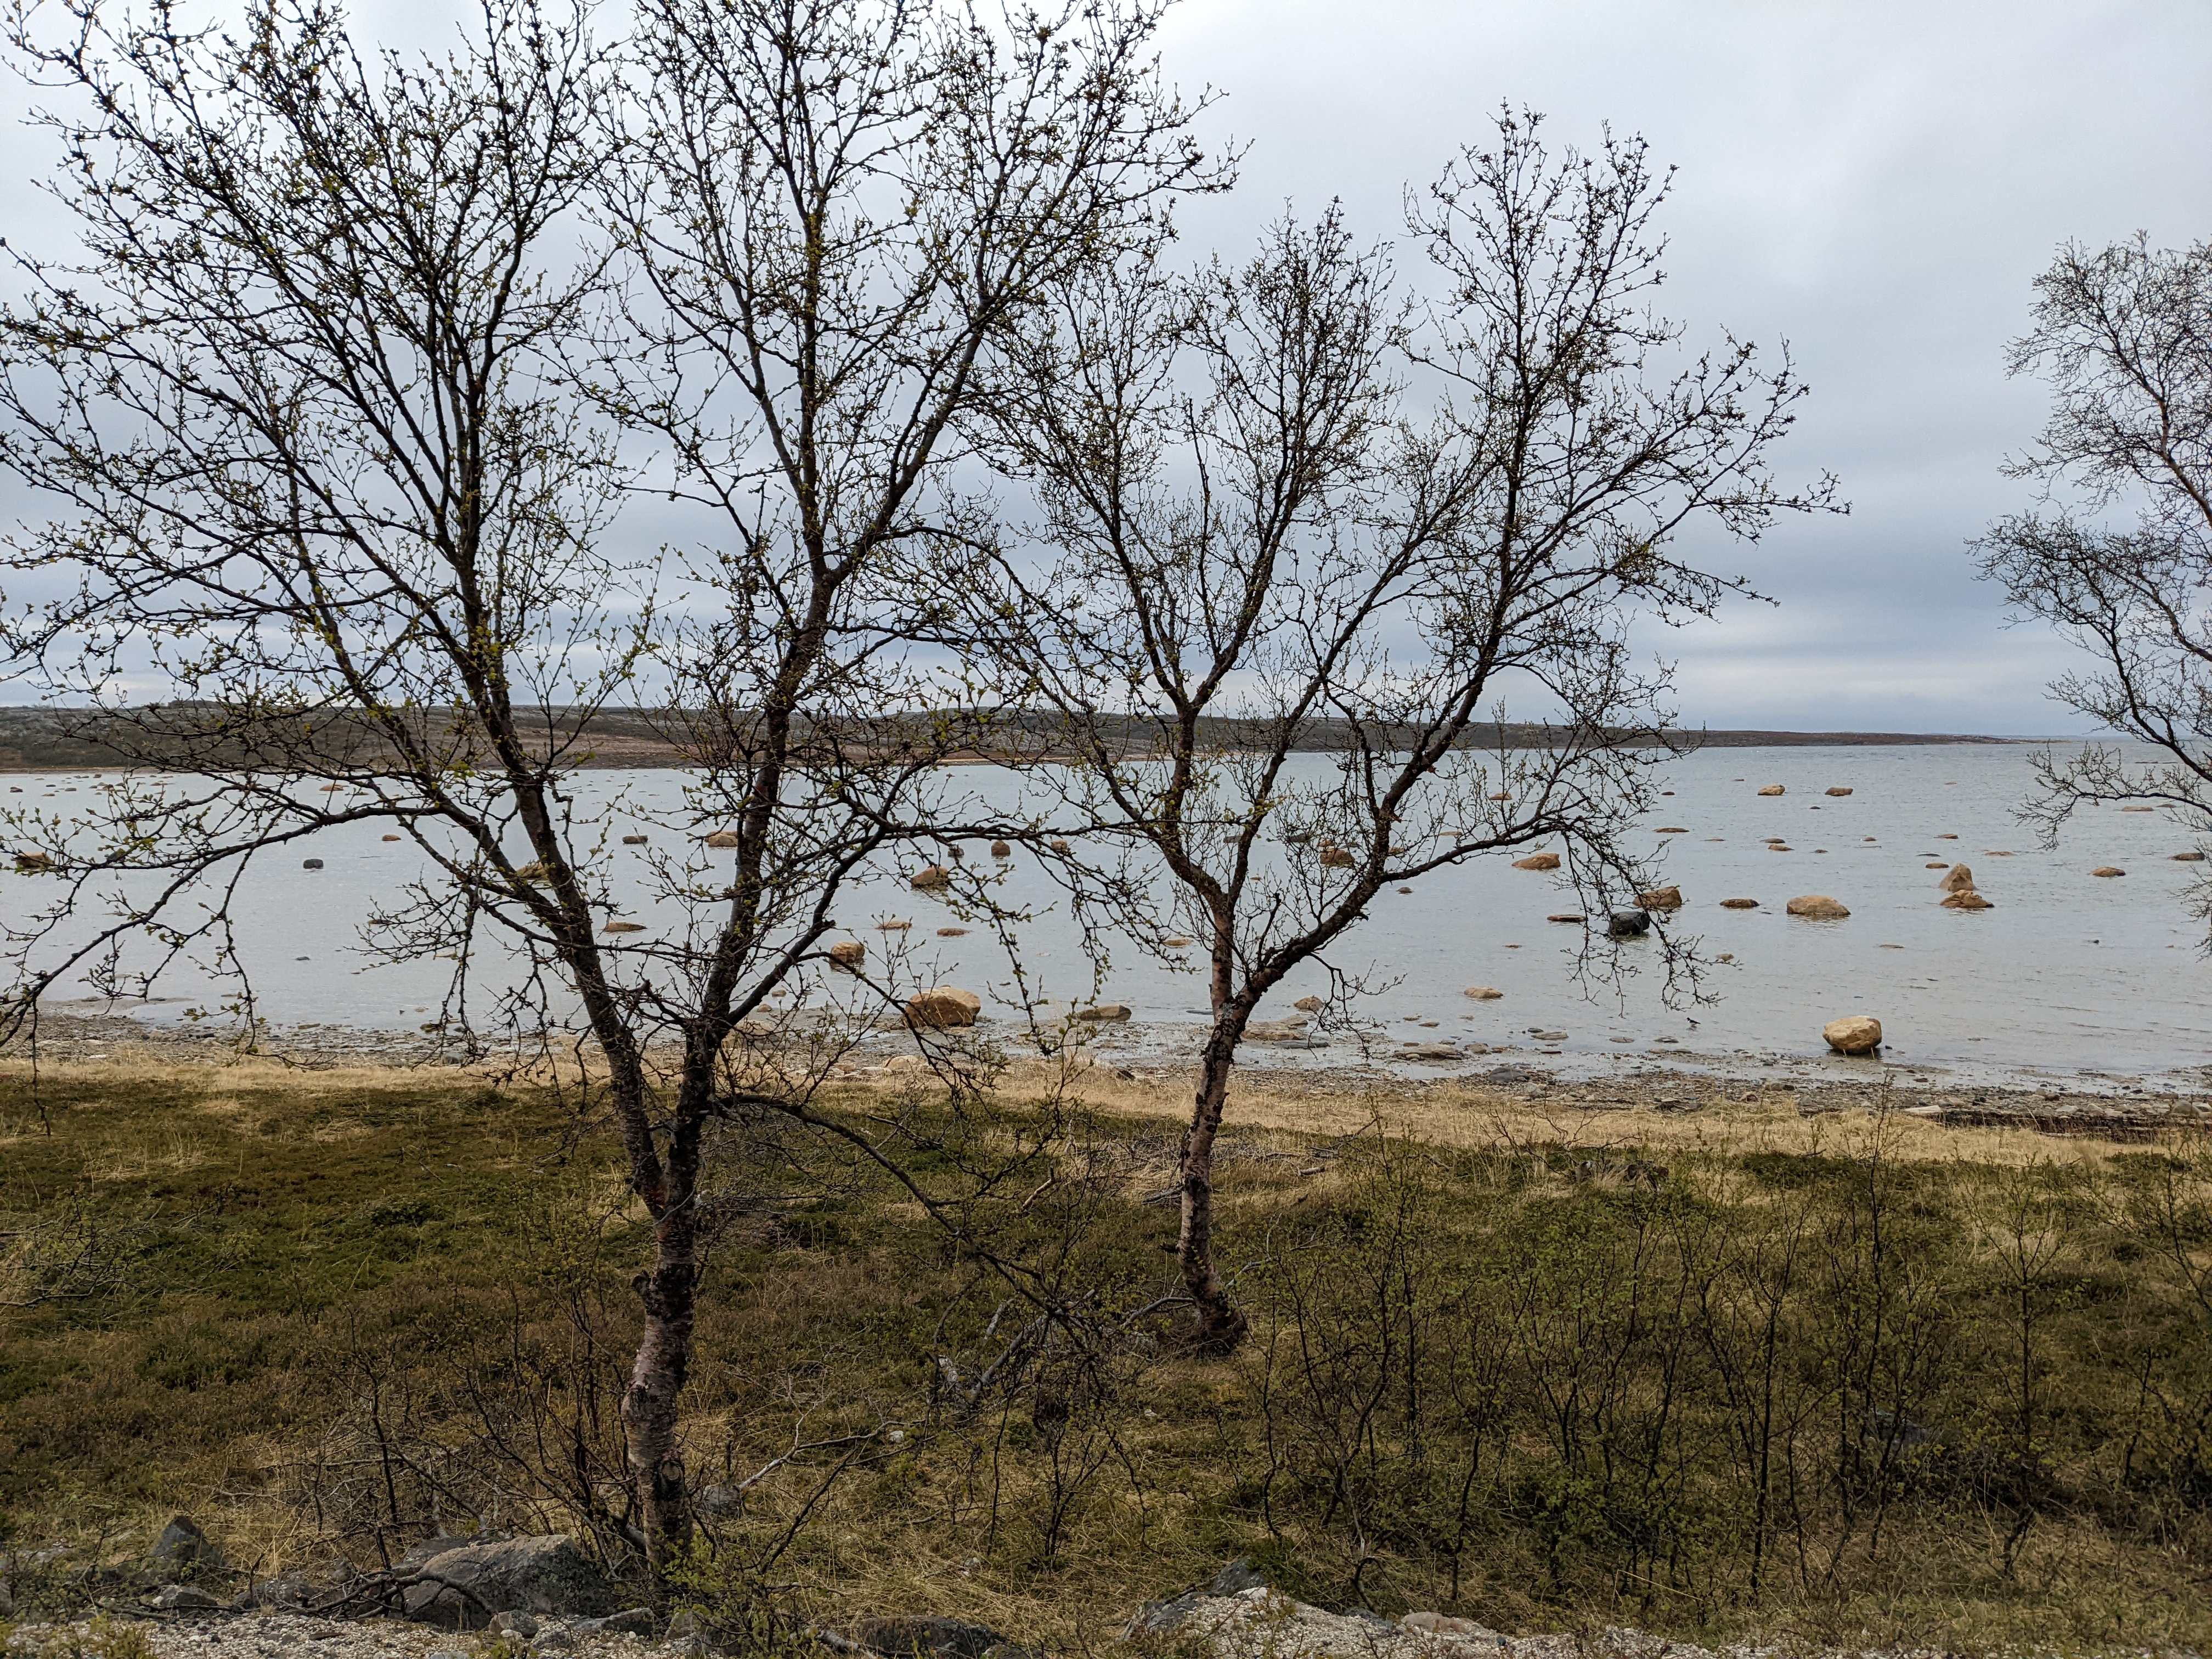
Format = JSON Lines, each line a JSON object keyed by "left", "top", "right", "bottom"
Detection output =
{"left": 1177, "top": 1013, "right": 1253, "bottom": 1352}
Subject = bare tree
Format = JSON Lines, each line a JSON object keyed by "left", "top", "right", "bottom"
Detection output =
{"left": 1976, "top": 234, "right": 2212, "bottom": 916}
{"left": 967, "top": 114, "right": 1831, "bottom": 1350}
{"left": 0, "top": 0, "right": 1215, "bottom": 1577}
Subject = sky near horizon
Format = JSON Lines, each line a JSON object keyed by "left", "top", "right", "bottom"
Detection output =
{"left": 1, "top": 0, "right": 2207, "bottom": 735}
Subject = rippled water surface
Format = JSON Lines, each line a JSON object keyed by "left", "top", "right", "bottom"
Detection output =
{"left": 12, "top": 743, "right": 2210, "bottom": 1086}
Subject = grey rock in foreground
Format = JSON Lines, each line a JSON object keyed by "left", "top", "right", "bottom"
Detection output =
{"left": 396, "top": 1534, "right": 619, "bottom": 1630}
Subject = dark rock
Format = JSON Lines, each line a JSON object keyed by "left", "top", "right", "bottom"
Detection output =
{"left": 1606, "top": 910, "right": 1651, "bottom": 938}
{"left": 851, "top": 1615, "right": 1030, "bottom": 1659}
{"left": 301, "top": 857, "right": 324, "bottom": 870}
{"left": 1484, "top": 1065, "right": 1533, "bottom": 1084}
{"left": 489, "top": 1611, "right": 539, "bottom": 1639}
{"left": 150, "top": 1517, "right": 224, "bottom": 1575}
{"left": 399, "top": 1534, "right": 618, "bottom": 1631}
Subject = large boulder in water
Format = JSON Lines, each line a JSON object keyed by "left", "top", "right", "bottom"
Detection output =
{"left": 1823, "top": 1016, "right": 1882, "bottom": 1056}
{"left": 905, "top": 986, "right": 981, "bottom": 1028}
{"left": 1938, "top": 864, "right": 1976, "bottom": 892}
{"left": 1637, "top": 885, "right": 1683, "bottom": 910}
{"left": 1785, "top": 894, "right": 1850, "bottom": 920}
{"left": 1511, "top": 852, "right": 1560, "bottom": 870}
{"left": 1940, "top": 889, "right": 1993, "bottom": 910}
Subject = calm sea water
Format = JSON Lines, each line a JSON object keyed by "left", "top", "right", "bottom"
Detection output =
{"left": 11, "top": 743, "right": 2210, "bottom": 1088}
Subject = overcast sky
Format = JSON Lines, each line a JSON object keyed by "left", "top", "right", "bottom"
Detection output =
{"left": 3, "top": 0, "right": 2208, "bottom": 733}
{"left": 1139, "top": 0, "right": 2212, "bottom": 735}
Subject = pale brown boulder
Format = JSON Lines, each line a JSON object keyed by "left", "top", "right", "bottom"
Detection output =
{"left": 1656, "top": 827, "right": 1689, "bottom": 834}
{"left": 704, "top": 830, "right": 740, "bottom": 849}
{"left": 602, "top": 920, "right": 646, "bottom": 934}
{"left": 1294, "top": 995, "right": 1323, "bottom": 1011}
{"left": 2121, "top": 805, "right": 2156, "bottom": 812}
{"left": 1463, "top": 986, "right": 1503, "bottom": 1000}
{"left": 1823, "top": 1015, "right": 1882, "bottom": 1055}
{"left": 827, "top": 940, "right": 866, "bottom": 969}
{"left": 1939, "top": 864, "right": 1976, "bottom": 891}
{"left": 990, "top": 840, "right": 1012, "bottom": 858}
{"left": 2092, "top": 866, "right": 2126, "bottom": 878}
{"left": 876, "top": 919, "right": 911, "bottom": 930}
{"left": 905, "top": 986, "right": 981, "bottom": 1028}
{"left": 1512, "top": 852, "right": 1561, "bottom": 871}
{"left": 1049, "top": 838, "right": 1071, "bottom": 853}
{"left": 1719, "top": 898, "right": 1759, "bottom": 909}
{"left": 1547, "top": 912, "right": 1584, "bottom": 924}
{"left": 1073, "top": 1003, "right": 1132, "bottom": 1022}
{"left": 1163, "top": 936, "right": 1192, "bottom": 947}
{"left": 1825, "top": 787, "right": 1853, "bottom": 797}
{"left": 1757, "top": 784, "right": 1785, "bottom": 796}
{"left": 910, "top": 864, "right": 952, "bottom": 889}
{"left": 383, "top": 833, "right": 403, "bottom": 842}
{"left": 2176, "top": 851, "right": 2207, "bottom": 862}
{"left": 1319, "top": 846, "right": 1356, "bottom": 868}
{"left": 1940, "top": 890, "right": 1993, "bottom": 910}
{"left": 1785, "top": 894, "right": 1850, "bottom": 919}
{"left": 936, "top": 927, "right": 968, "bottom": 936}
{"left": 1638, "top": 885, "right": 1684, "bottom": 910}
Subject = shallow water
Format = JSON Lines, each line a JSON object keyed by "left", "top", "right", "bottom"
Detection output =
{"left": 9, "top": 743, "right": 2209, "bottom": 1087}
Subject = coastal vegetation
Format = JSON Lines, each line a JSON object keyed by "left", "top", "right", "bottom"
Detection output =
{"left": 5, "top": 1058, "right": 2212, "bottom": 1652}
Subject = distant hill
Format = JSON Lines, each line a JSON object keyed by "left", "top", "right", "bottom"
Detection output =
{"left": 0, "top": 703, "right": 2021, "bottom": 772}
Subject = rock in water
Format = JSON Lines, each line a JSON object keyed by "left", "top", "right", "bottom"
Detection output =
{"left": 2175, "top": 851, "right": 2207, "bottom": 861}
{"left": 1637, "top": 885, "right": 1683, "bottom": 909}
{"left": 1511, "top": 852, "right": 1561, "bottom": 870}
{"left": 990, "top": 840, "right": 1012, "bottom": 859}
{"left": 1073, "top": 1003, "right": 1132, "bottom": 1022}
{"left": 1939, "top": 864, "right": 1976, "bottom": 891}
{"left": 1719, "top": 898, "right": 1759, "bottom": 909}
{"left": 1758, "top": 784, "right": 1786, "bottom": 795}
{"left": 1825, "top": 786, "right": 1853, "bottom": 796}
{"left": 301, "top": 857, "right": 324, "bottom": 870}
{"left": 1293, "top": 995, "right": 1323, "bottom": 1011}
{"left": 904, "top": 986, "right": 981, "bottom": 1028}
{"left": 397, "top": 1535, "right": 617, "bottom": 1631}
{"left": 1463, "top": 986, "right": 1503, "bottom": 1000}
{"left": 1940, "top": 889, "right": 1993, "bottom": 910}
{"left": 1823, "top": 1015, "right": 1882, "bottom": 1055}
{"left": 703, "top": 830, "right": 740, "bottom": 849}
{"left": 602, "top": 920, "right": 646, "bottom": 934}
{"left": 910, "top": 864, "right": 952, "bottom": 889}
{"left": 1049, "top": 838, "right": 1071, "bottom": 853}
{"left": 828, "top": 940, "right": 865, "bottom": 970}
{"left": 1318, "top": 846, "right": 1355, "bottom": 867}
{"left": 1785, "top": 894, "right": 1850, "bottom": 919}
{"left": 1607, "top": 910, "right": 1652, "bottom": 938}
{"left": 2093, "top": 866, "right": 2126, "bottom": 877}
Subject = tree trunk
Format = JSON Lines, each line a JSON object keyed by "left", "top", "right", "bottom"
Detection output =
{"left": 622, "top": 1200, "right": 699, "bottom": 1589}
{"left": 1177, "top": 1016, "right": 1251, "bottom": 1352}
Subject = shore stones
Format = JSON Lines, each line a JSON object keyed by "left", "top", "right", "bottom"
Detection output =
{"left": 1511, "top": 852, "right": 1561, "bottom": 870}
{"left": 1464, "top": 986, "right": 1503, "bottom": 1000}
{"left": 1939, "top": 864, "right": 1976, "bottom": 891}
{"left": 905, "top": 986, "right": 981, "bottom": 1028}
{"left": 1758, "top": 784, "right": 1785, "bottom": 795}
{"left": 1825, "top": 786, "right": 1853, "bottom": 796}
{"left": 397, "top": 1534, "right": 617, "bottom": 1631}
{"left": 828, "top": 940, "right": 866, "bottom": 970}
{"left": 1785, "top": 894, "right": 1850, "bottom": 920}
{"left": 1823, "top": 1015, "right": 1882, "bottom": 1056}
{"left": 1719, "top": 898, "right": 1759, "bottom": 909}
{"left": 1073, "top": 1003, "right": 1131, "bottom": 1022}
{"left": 2092, "top": 866, "right": 2126, "bottom": 877}
{"left": 1940, "top": 889, "right": 1993, "bottom": 910}
{"left": 1637, "top": 885, "right": 1683, "bottom": 909}
{"left": 910, "top": 864, "right": 952, "bottom": 889}
{"left": 703, "top": 830, "right": 740, "bottom": 849}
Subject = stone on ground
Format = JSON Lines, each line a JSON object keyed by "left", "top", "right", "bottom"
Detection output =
{"left": 905, "top": 987, "right": 981, "bottom": 1028}
{"left": 1824, "top": 1015, "right": 1883, "bottom": 1055}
